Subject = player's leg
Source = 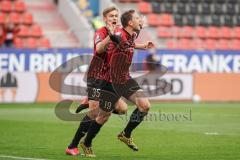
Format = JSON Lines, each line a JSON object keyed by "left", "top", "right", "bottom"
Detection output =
{"left": 80, "top": 107, "right": 111, "bottom": 157}
{"left": 118, "top": 90, "right": 150, "bottom": 151}
{"left": 81, "top": 83, "right": 120, "bottom": 157}
{"left": 76, "top": 97, "right": 128, "bottom": 115}
{"left": 113, "top": 98, "right": 128, "bottom": 115}
{"left": 71, "top": 88, "right": 127, "bottom": 156}
{"left": 66, "top": 99, "right": 98, "bottom": 155}
{"left": 66, "top": 79, "right": 101, "bottom": 155}
{"left": 81, "top": 98, "right": 128, "bottom": 150}
{"left": 74, "top": 82, "right": 128, "bottom": 147}
{"left": 117, "top": 79, "right": 150, "bottom": 151}
{"left": 122, "top": 90, "right": 150, "bottom": 137}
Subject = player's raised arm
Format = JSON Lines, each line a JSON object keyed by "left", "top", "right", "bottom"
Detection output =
{"left": 134, "top": 15, "right": 155, "bottom": 50}
{"left": 96, "top": 8, "right": 119, "bottom": 54}
{"left": 95, "top": 34, "right": 111, "bottom": 54}
{"left": 135, "top": 41, "right": 155, "bottom": 50}
{"left": 96, "top": 23, "right": 118, "bottom": 53}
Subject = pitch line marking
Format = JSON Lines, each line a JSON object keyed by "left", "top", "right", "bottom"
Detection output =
{"left": 204, "top": 132, "right": 219, "bottom": 135}
{"left": 0, "top": 155, "right": 51, "bottom": 160}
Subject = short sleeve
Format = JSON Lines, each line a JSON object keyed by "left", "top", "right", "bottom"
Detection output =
{"left": 94, "top": 32, "right": 103, "bottom": 45}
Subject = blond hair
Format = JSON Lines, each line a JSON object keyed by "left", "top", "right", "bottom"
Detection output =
{"left": 102, "top": 6, "right": 118, "bottom": 17}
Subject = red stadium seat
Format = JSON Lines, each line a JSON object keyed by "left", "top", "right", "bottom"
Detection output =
{"left": 166, "top": 39, "right": 177, "bottom": 49}
{"left": 180, "top": 26, "right": 193, "bottom": 38}
{"left": 0, "top": 12, "right": 6, "bottom": 24}
{"left": 229, "top": 40, "right": 240, "bottom": 50}
{"left": 138, "top": 2, "right": 152, "bottom": 14}
{"left": 171, "top": 26, "right": 181, "bottom": 38}
{"left": 26, "top": 38, "right": 38, "bottom": 48}
{"left": 30, "top": 25, "right": 43, "bottom": 37}
{"left": 14, "top": 38, "right": 24, "bottom": 48}
{"left": 194, "top": 27, "right": 208, "bottom": 39}
{"left": 17, "top": 25, "right": 30, "bottom": 37}
{"left": 217, "top": 39, "right": 229, "bottom": 50}
{"left": 218, "top": 27, "right": 232, "bottom": 39}
{"left": 178, "top": 38, "right": 192, "bottom": 49}
{"left": 192, "top": 39, "right": 204, "bottom": 50}
{"left": 39, "top": 38, "right": 51, "bottom": 48}
{"left": 9, "top": 12, "right": 21, "bottom": 24}
{"left": 157, "top": 27, "right": 172, "bottom": 38}
{"left": 207, "top": 27, "right": 219, "bottom": 39}
{"left": 22, "top": 13, "right": 33, "bottom": 25}
{"left": 0, "top": 1, "right": 12, "bottom": 12}
{"left": 232, "top": 27, "right": 240, "bottom": 39}
{"left": 13, "top": 0, "right": 26, "bottom": 12}
{"left": 159, "top": 14, "right": 174, "bottom": 26}
{"left": 147, "top": 14, "right": 159, "bottom": 26}
{"left": 205, "top": 39, "right": 217, "bottom": 50}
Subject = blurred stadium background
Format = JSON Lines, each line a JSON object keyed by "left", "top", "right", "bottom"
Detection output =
{"left": 0, "top": 0, "right": 240, "bottom": 160}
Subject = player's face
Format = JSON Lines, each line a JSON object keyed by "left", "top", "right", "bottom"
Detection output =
{"left": 104, "top": 10, "right": 119, "bottom": 26}
{"left": 129, "top": 13, "right": 141, "bottom": 31}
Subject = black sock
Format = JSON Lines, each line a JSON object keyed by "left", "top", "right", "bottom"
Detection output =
{"left": 123, "top": 108, "right": 148, "bottom": 138}
{"left": 84, "top": 120, "right": 102, "bottom": 147}
{"left": 68, "top": 115, "right": 92, "bottom": 149}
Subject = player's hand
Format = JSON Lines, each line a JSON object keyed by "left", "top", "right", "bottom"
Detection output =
{"left": 106, "top": 22, "right": 117, "bottom": 35}
{"left": 144, "top": 41, "right": 155, "bottom": 49}
{"left": 107, "top": 22, "right": 122, "bottom": 44}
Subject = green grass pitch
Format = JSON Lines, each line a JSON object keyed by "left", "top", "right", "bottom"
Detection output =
{"left": 0, "top": 102, "right": 240, "bottom": 160}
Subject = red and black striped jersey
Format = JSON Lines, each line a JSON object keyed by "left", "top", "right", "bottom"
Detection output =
{"left": 104, "top": 28, "right": 138, "bottom": 84}
{"left": 87, "top": 27, "right": 109, "bottom": 79}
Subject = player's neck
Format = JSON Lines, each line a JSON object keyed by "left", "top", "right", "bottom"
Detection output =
{"left": 124, "top": 27, "right": 134, "bottom": 36}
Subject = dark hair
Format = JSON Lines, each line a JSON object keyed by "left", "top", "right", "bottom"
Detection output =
{"left": 121, "top": 10, "right": 135, "bottom": 28}
{"left": 102, "top": 6, "right": 118, "bottom": 17}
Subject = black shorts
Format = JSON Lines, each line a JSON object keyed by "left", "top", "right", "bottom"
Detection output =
{"left": 87, "top": 77, "right": 105, "bottom": 101}
{"left": 99, "top": 78, "right": 141, "bottom": 112}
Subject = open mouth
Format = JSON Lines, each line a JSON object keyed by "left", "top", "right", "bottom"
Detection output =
{"left": 112, "top": 22, "right": 117, "bottom": 25}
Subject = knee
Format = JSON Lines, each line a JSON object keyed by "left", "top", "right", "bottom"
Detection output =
{"left": 96, "top": 112, "right": 111, "bottom": 124}
{"left": 137, "top": 100, "right": 151, "bottom": 113}
{"left": 118, "top": 107, "right": 128, "bottom": 115}
{"left": 89, "top": 101, "right": 99, "bottom": 110}
{"left": 87, "top": 110, "right": 98, "bottom": 119}
{"left": 87, "top": 101, "right": 99, "bottom": 119}
{"left": 115, "top": 103, "right": 128, "bottom": 115}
